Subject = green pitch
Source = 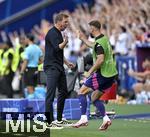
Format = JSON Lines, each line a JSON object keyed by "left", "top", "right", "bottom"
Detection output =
{"left": 51, "top": 119, "right": 150, "bottom": 137}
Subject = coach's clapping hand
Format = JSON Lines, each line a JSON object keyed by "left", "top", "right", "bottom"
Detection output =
{"left": 63, "top": 34, "right": 68, "bottom": 45}
{"left": 59, "top": 34, "right": 68, "bottom": 49}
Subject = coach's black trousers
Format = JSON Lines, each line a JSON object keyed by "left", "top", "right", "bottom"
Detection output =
{"left": 44, "top": 67, "right": 68, "bottom": 124}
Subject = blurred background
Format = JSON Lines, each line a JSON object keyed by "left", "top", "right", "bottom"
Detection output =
{"left": 0, "top": 0, "right": 150, "bottom": 107}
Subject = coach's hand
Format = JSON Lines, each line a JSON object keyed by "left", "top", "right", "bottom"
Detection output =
{"left": 67, "top": 62, "right": 75, "bottom": 69}
{"left": 63, "top": 34, "right": 68, "bottom": 45}
{"left": 59, "top": 34, "right": 68, "bottom": 49}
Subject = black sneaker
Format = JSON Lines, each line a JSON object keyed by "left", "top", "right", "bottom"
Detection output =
{"left": 46, "top": 122, "right": 64, "bottom": 129}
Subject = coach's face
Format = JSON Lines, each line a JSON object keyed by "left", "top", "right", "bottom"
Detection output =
{"left": 60, "top": 17, "right": 69, "bottom": 31}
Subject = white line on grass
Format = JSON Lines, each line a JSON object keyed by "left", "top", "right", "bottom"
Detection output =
{"left": 124, "top": 119, "right": 150, "bottom": 123}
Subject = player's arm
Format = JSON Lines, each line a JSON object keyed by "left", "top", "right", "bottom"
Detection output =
{"left": 88, "top": 54, "right": 104, "bottom": 75}
{"left": 77, "top": 30, "right": 94, "bottom": 48}
{"left": 81, "top": 37, "right": 95, "bottom": 48}
{"left": 86, "top": 45, "right": 104, "bottom": 76}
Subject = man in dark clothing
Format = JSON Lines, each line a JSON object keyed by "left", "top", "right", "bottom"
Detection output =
{"left": 0, "top": 41, "right": 14, "bottom": 98}
{"left": 44, "top": 12, "right": 75, "bottom": 129}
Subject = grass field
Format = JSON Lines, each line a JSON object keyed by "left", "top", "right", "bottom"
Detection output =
{"left": 104, "top": 104, "right": 150, "bottom": 115}
{"left": 0, "top": 104, "right": 150, "bottom": 137}
{"left": 51, "top": 104, "right": 150, "bottom": 137}
{"left": 51, "top": 119, "right": 150, "bottom": 137}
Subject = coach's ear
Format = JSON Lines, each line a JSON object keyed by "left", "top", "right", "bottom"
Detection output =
{"left": 91, "top": 90, "right": 103, "bottom": 103}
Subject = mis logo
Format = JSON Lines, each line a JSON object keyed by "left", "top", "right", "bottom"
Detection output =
{"left": 5, "top": 114, "right": 47, "bottom": 133}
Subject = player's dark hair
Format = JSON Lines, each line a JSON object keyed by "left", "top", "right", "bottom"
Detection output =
{"left": 54, "top": 12, "right": 69, "bottom": 23}
{"left": 89, "top": 20, "right": 101, "bottom": 30}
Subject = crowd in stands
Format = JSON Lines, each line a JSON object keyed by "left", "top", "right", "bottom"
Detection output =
{"left": 0, "top": 0, "right": 150, "bottom": 103}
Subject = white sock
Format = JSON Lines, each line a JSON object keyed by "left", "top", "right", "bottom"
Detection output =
{"left": 103, "top": 115, "right": 110, "bottom": 122}
{"left": 81, "top": 115, "right": 88, "bottom": 121}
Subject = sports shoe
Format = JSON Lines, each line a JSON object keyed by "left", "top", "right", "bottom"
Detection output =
{"left": 99, "top": 120, "right": 112, "bottom": 131}
{"left": 61, "top": 118, "right": 74, "bottom": 127}
{"left": 54, "top": 119, "right": 73, "bottom": 127}
{"left": 46, "top": 122, "right": 63, "bottom": 130}
{"left": 72, "top": 119, "right": 88, "bottom": 128}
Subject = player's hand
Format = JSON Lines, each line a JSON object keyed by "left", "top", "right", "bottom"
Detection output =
{"left": 67, "top": 62, "right": 75, "bottom": 69}
{"left": 83, "top": 71, "right": 90, "bottom": 78}
{"left": 80, "top": 77, "right": 87, "bottom": 84}
{"left": 77, "top": 30, "right": 85, "bottom": 40}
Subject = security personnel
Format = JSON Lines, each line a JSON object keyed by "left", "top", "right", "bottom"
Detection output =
{"left": 13, "top": 43, "right": 24, "bottom": 72}
{"left": 1, "top": 41, "right": 15, "bottom": 98}
{"left": 0, "top": 47, "right": 4, "bottom": 95}
{"left": 0, "top": 47, "right": 4, "bottom": 76}
{"left": 38, "top": 63, "right": 43, "bottom": 71}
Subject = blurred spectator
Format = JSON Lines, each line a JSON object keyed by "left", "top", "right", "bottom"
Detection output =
{"left": 115, "top": 26, "right": 129, "bottom": 55}
{"left": 128, "top": 57, "right": 150, "bottom": 104}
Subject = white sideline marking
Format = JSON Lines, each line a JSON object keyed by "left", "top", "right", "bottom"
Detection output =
{"left": 124, "top": 119, "right": 150, "bottom": 123}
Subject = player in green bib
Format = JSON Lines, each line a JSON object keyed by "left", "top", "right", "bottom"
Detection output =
{"left": 73, "top": 20, "right": 118, "bottom": 130}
